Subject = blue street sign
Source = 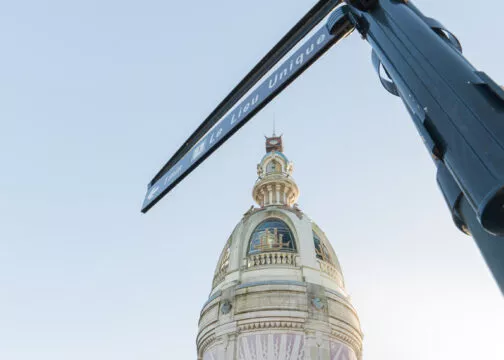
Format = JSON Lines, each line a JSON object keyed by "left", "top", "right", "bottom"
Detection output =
{"left": 142, "top": 7, "right": 354, "bottom": 212}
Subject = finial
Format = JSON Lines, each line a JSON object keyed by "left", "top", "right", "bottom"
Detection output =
{"left": 273, "top": 114, "right": 276, "bottom": 137}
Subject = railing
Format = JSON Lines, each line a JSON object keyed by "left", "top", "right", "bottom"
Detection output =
{"left": 318, "top": 260, "right": 344, "bottom": 287}
{"left": 247, "top": 252, "right": 297, "bottom": 268}
{"left": 212, "top": 267, "right": 228, "bottom": 288}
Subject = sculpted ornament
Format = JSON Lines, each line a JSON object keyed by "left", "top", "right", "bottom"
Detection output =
{"left": 221, "top": 300, "right": 232, "bottom": 315}
{"left": 311, "top": 297, "right": 325, "bottom": 311}
{"left": 257, "top": 163, "right": 264, "bottom": 177}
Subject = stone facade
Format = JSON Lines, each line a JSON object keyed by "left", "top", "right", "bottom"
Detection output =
{"left": 197, "top": 137, "right": 363, "bottom": 360}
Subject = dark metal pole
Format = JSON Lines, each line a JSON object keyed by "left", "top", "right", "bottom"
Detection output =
{"left": 346, "top": 0, "right": 504, "bottom": 293}
{"left": 346, "top": 0, "right": 504, "bottom": 236}
{"left": 459, "top": 196, "right": 504, "bottom": 295}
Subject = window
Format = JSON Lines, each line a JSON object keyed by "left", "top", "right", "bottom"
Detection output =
{"left": 266, "top": 160, "right": 281, "bottom": 174}
{"left": 215, "top": 237, "right": 231, "bottom": 275}
{"left": 249, "top": 219, "right": 296, "bottom": 254}
{"left": 313, "top": 231, "right": 333, "bottom": 264}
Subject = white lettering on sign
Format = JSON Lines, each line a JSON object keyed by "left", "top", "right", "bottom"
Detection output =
{"left": 164, "top": 165, "right": 183, "bottom": 185}
{"left": 147, "top": 186, "right": 160, "bottom": 200}
{"left": 305, "top": 43, "right": 315, "bottom": 55}
{"left": 143, "top": 25, "right": 334, "bottom": 211}
{"left": 267, "top": 32, "right": 328, "bottom": 90}
{"left": 317, "top": 33, "right": 326, "bottom": 45}
{"left": 209, "top": 127, "right": 224, "bottom": 145}
{"left": 191, "top": 141, "right": 207, "bottom": 162}
{"left": 230, "top": 94, "right": 260, "bottom": 125}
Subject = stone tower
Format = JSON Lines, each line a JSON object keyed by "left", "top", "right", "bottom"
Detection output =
{"left": 197, "top": 136, "right": 363, "bottom": 360}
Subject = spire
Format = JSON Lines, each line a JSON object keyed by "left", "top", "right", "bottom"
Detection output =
{"left": 253, "top": 134, "right": 299, "bottom": 207}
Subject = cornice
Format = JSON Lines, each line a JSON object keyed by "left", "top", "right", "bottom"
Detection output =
{"left": 237, "top": 320, "right": 304, "bottom": 332}
{"left": 197, "top": 333, "right": 217, "bottom": 355}
{"left": 242, "top": 205, "right": 304, "bottom": 222}
{"left": 331, "top": 328, "right": 363, "bottom": 356}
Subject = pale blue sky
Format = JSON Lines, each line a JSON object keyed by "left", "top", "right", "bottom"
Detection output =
{"left": 0, "top": 1, "right": 503, "bottom": 359}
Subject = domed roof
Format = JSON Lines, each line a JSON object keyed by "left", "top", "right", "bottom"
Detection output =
{"left": 210, "top": 206, "right": 346, "bottom": 294}
{"left": 210, "top": 136, "right": 346, "bottom": 293}
{"left": 198, "top": 136, "right": 362, "bottom": 360}
{"left": 260, "top": 150, "right": 289, "bottom": 164}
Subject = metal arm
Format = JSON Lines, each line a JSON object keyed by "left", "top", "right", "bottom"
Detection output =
{"left": 459, "top": 196, "right": 504, "bottom": 295}
{"left": 347, "top": 0, "right": 504, "bottom": 293}
{"left": 347, "top": 0, "right": 504, "bottom": 236}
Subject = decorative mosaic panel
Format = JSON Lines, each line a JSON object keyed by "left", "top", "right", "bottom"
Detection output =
{"left": 313, "top": 231, "right": 335, "bottom": 266}
{"left": 249, "top": 219, "right": 296, "bottom": 255}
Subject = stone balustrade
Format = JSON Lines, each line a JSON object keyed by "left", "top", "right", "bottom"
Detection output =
{"left": 319, "top": 260, "right": 344, "bottom": 287}
{"left": 247, "top": 252, "right": 296, "bottom": 268}
{"left": 212, "top": 268, "right": 227, "bottom": 288}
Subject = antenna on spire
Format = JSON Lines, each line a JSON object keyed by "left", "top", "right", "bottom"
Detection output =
{"left": 273, "top": 113, "right": 276, "bottom": 136}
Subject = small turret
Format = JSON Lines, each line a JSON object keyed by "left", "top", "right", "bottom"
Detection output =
{"left": 252, "top": 135, "right": 300, "bottom": 207}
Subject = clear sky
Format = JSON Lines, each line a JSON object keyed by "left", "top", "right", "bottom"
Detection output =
{"left": 0, "top": 1, "right": 503, "bottom": 359}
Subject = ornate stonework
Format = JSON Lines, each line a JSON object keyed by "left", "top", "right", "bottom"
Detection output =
{"left": 253, "top": 141, "right": 299, "bottom": 208}
{"left": 197, "top": 136, "right": 363, "bottom": 359}
{"left": 213, "top": 237, "right": 232, "bottom": 288}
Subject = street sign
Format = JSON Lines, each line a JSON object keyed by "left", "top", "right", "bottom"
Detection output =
{"left": 147, "top": 0, "right": 342, "bottom": 188}
{"left": 141, "top": 6, "right": 354, "bottom": 213}
{"left": 140, "top": 0, "right": 504, "bottom": 293}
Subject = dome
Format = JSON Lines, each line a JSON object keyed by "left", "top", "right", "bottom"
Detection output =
{"left": 209, "top": 207, "right": 346, "bottom": 294}
{"left": 261, "top": 150, "right": 289, "bottom": 164}
{"left": 197, "top": 136, "right": 362, "bottom": 360}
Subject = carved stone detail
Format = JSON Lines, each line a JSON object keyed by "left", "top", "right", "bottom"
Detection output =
{"left": 212, "top": 268, "right": 227, "bottom": 289}
{"left": 199, "top": 305, "right": 219, "bottom": 329}
{"left": 198, "top": 334, "right": 216, "bottom": 356}
{"left": 331, "top": 329, "right": 363, "bottom": 357}
{"left": 319, "top": 260, "right": 344, "bottom": 287}
{"left": 235, "top": 292, "right": 307, "bottom": 313}
{"left": 237, "top": 320, "right": 304, "bottom": 332}
{"left": 220, "top": 300, "right": 232, "bottom": 315}
{"left": 247, "top": 251, "right": 296, "bottom": 268}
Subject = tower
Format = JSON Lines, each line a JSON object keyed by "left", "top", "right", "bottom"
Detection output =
{"left": 197, "top": 136, "right": 363, "bottom": 360}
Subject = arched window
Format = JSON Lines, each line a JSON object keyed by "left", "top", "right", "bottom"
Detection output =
{"left": 266, "top": 160, "right": 282, "bottom": 174}
{"left": 313, "top": 231, "right": 334, "bottom": 264}
{"left": 213, "top": 237, "right": 232, "bottom": 288}
{"left": 249, "top": 219, "right": 296, "bottom": 254}
{"left": 217, "top": 244, "right": 230, "bottom": 274}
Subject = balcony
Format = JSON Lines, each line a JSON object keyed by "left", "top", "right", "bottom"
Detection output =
{"left": 247, "top": 252, "right": 297, "bottom": 268}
